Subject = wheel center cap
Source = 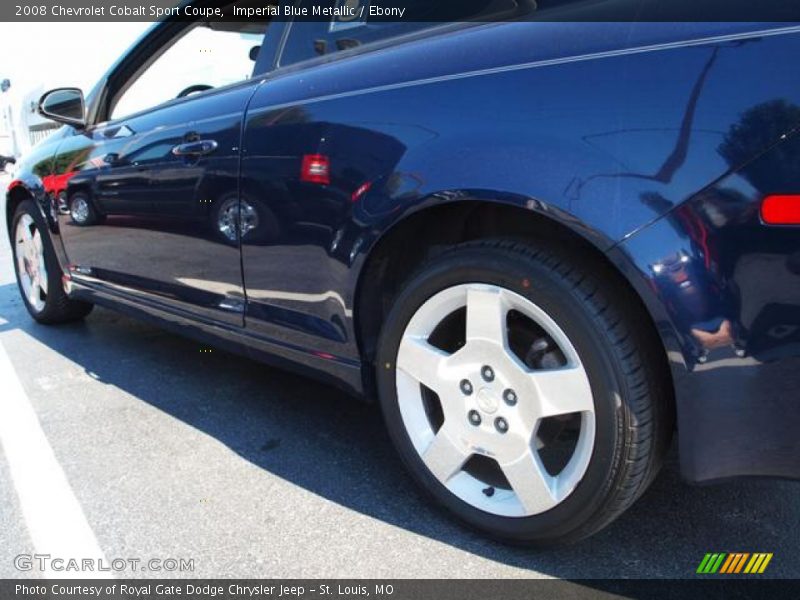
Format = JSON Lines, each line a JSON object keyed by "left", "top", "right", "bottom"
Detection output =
{"left": 476, "top": 388, "right": 499, "bottom": 414}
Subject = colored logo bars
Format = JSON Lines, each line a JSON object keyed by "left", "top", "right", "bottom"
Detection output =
{"left": 697, "top": 553, "right": 773, "bottom": 574}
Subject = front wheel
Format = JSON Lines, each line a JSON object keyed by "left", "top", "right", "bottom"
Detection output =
{"left": 376, "top": 239, "right": 672, "bottom": 545}
{"left": 12, "top": 199, "right": 93, "bottom": 324}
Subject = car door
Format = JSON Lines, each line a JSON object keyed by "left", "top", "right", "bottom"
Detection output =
{"left": 59, "top": 89, "right": 255, "bottom": 325}
{"left": 239, "top": 8, "right": 423, "bottom": 358}
{"left": 55, "top": 22, "right": 268, "bottom": 327}
{"left": 91, "top": 131, "right": 174, "bottom": 216}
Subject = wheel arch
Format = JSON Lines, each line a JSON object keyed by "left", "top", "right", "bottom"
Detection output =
{"left": 6, "top": 183, "right": 38, "bottom": 241}
{"left": 6, "top": 179, "right": 73, "bottom": 276}
{"left": 353, "top": 196, "right": 676, "bottom": 414}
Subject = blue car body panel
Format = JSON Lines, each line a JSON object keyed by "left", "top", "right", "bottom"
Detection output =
{"left": 6, "top": 20, "right": 800, "bottom": 483}
{"left": 616, "top": 135, "right": 800, "bottom": 482}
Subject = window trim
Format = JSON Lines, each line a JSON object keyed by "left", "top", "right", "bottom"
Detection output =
{"left": 92, "top": 20, "right": 268, "bottom": 129}
{"left": 275, "top": 19, "right": 480, "bottom": 71}
{"left": 107, "top": 22, "right": 197, "bottom": 122}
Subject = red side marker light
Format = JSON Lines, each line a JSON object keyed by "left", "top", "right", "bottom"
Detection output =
{"left": 761, "top": 195, "right": 800, "bottom": 225}
{"left": 351, "top": 181, "right": 372, "bottom": 202}
{"left": 301, "top": 154, "right": 330, "bottom": 185}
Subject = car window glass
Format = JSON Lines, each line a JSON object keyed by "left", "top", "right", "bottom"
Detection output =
{"left": 279, "top": 0, "right": 525, "bottom": 67}
{"left": 112, "top": 24, "right": 266, "bottom": 121}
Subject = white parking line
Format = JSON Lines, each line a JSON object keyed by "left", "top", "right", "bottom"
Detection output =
{"left": 0, "top": 340, "right": 111, "bottom": 579}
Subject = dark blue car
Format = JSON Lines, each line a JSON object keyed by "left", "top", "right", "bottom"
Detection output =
{"left": 6, "top": 1, "right": 800, "bottom": 544}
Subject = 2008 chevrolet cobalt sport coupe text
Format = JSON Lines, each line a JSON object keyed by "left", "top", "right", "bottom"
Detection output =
{"left": 6, "top": 1, "right": 800, "bottom": 544}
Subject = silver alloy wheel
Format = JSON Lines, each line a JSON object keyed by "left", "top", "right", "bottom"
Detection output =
{"left": 70, "top": 196, "right": 90, "bottom": 224}
{"left": 15, "top": 214, "right": 49, "bottom": 313}
{"left": 217, "top": 197, "right": 259, "bottom": 242}
{"left": 396, "top": 284, "right": 596, "bottom": 517}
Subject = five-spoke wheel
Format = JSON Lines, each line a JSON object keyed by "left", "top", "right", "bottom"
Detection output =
{"left": 15, "top": 213, "right": 49, "bottom": 313}
{"left": 396, "top": 283, "right": 595, "bottom": 517}
{"left": 11, "top": 199, "right": 93, "bottom": 323}
{"left": 377, "top": 240, "right": 671, "bottom": 544}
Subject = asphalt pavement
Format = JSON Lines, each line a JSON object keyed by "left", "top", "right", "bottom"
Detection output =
{"left": 1, "top": 175, "right": 798, "bottom": 579}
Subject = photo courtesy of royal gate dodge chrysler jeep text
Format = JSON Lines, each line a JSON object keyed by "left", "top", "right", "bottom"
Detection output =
{"left": 6, "top": 0, "right": 800, "bottom": 544}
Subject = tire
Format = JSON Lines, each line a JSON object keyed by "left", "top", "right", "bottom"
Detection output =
{"left": 11, "top": 199, "right": 94, "bottom": 324}
{"left": 376, "top": 239, "right": 672, "bottom": 545}
{"left": 69, "top": 192, "right": 103, "bottom": 226}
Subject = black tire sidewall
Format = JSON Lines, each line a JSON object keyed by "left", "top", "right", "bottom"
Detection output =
{"left": 376, "top": 245, "right": 630, "bottom": 543}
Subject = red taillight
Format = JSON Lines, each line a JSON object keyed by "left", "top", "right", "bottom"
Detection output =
{"left": 301, "top": 154, "right": 330, "bottom": 185}
{"left": 761, "top": 195, "right": 800, "bottom": 225}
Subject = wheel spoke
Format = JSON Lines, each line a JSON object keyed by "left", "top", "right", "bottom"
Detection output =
{"left": 28, "top": 279, "right": 41, "bottom": 306}
{"left": 421, "top": 428, "right": 470, "bottom": 484}
{"left": 32, "top": 230, "right": 43, "bottom": 254}
{"left": 32, "top": 231, "right": 48, "bottom": 294}
{"left": 529, "top": 367, "right": 593, "bottom": 418}
{"left": 465, "top": 286, "right": 507, "bottom": 346}
{"left": 397, "top": 336, "right": 450, "bottom": 392}
{"left": 501, "top": 449, "right": 557, "bottom": 514}
{"left": 15, "top": 243, "right": 27, "bottom": 273}
{"left": 37, "top": 268, "right": 48, "bottom": 294}
{"left": 19, "top": 219, "right": 33, "bottom": 242}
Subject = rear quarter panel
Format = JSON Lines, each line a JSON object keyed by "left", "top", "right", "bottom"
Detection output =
{"left": 240, "top": 21, "right": 800, "bottom": 351}
{"left": 617, "top": 132, "right": 800, "bottom": 482}
{"left": 240, "top": 21, "right": 800, "bottom": 480}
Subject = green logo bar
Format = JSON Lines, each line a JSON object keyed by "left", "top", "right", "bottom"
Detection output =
{"left": 697, "top": 553, "right": 727, "bottom": 574}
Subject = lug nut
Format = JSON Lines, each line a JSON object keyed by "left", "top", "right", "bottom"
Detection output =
{"left": 503, "top": 388, "right": 517, "bottom": 406}
{"left": 468, "top": 410, "right": 482, "bottom": 426}
{"left": 481, "top": 365, "right": 495, "bottom": 382}
{"left": 494, "top": 417, "right": 509, "bottom": 434}
{"left": 460, "top": 379, "right": 473, "bottom": 395}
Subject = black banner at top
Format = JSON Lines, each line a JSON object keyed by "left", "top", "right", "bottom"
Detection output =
{"left": 3, "top": 0, "right": 800, "bottom": 23}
